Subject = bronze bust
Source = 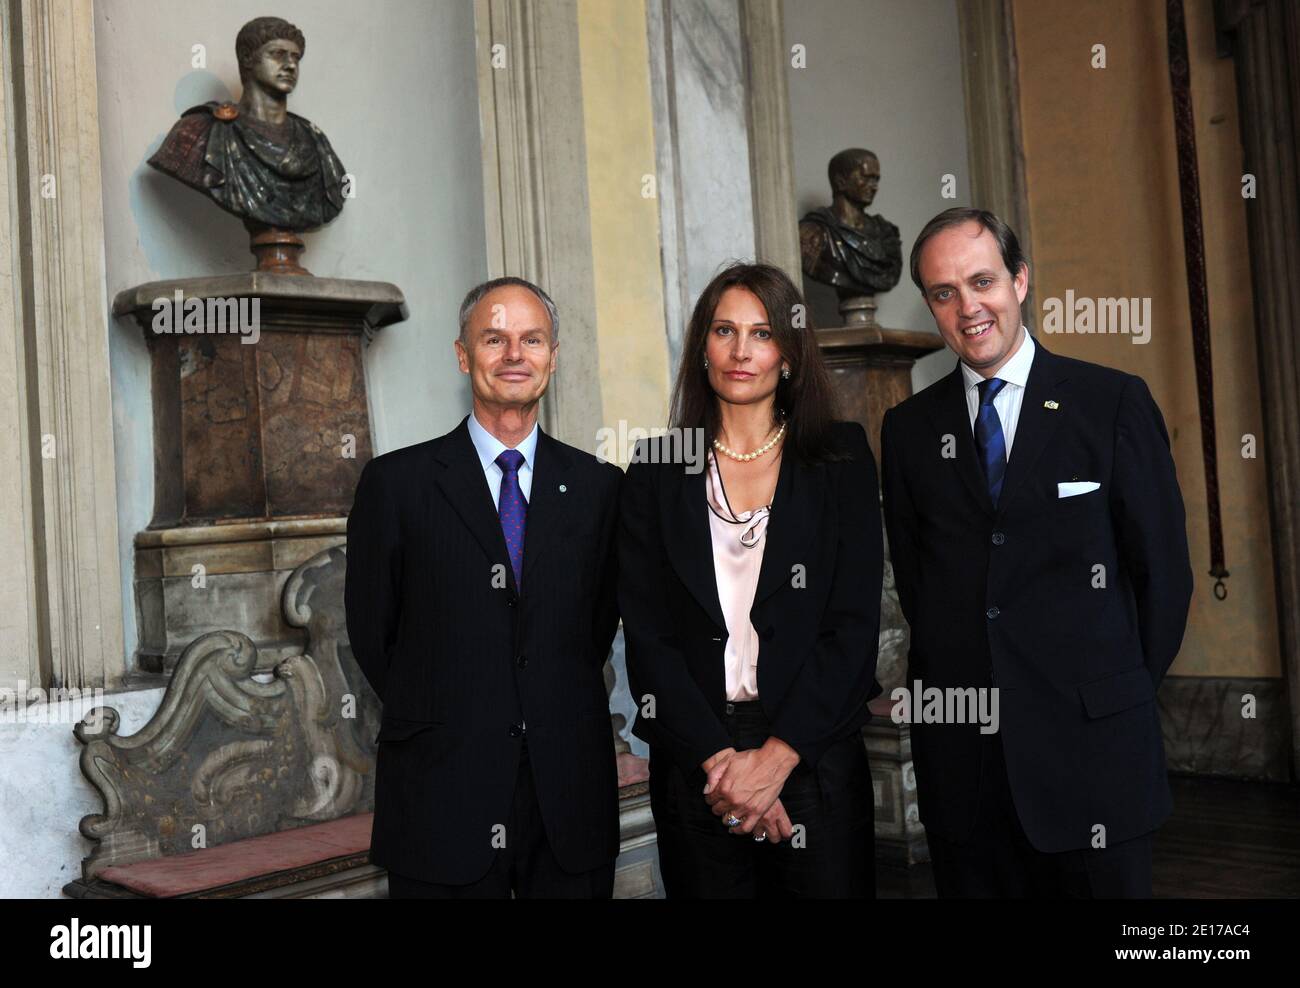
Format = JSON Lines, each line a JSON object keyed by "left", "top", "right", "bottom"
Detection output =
{"left": 800, "top": 148, "right": 901, "bottom": 325}
{"left": 148, "top": 16, "right": 347, "bottom": 272}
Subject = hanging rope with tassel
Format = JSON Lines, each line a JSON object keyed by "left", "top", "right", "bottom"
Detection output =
{"left": 1167, "top": 0, "right": 1229, "bottom": 600}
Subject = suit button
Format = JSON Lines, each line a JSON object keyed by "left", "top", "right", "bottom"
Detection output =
{"left": 506, "top": 592, "right": 518, "bottom": 608}
{"left": 516, "top": 654, "right": 527, "bottom": 669}
{"left": 991, "top": 532, "right": 1006, "bottom": 545}
{"left": 509, "top": 723, "right": 523, "bottom": 737}
{"left": 986, "top": 606, "right": 1000, "bottom": 620}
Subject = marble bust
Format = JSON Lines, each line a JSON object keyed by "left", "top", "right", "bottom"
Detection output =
{"left": 148, "top": 16, "right": 346, "bottom": 235}
{"left": 800, "top": 148, "right": 901, "bottom": 325}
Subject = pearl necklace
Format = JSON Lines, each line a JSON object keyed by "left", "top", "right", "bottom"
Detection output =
{"left": 713, "top": 421, "right": 786, "bottom": 462}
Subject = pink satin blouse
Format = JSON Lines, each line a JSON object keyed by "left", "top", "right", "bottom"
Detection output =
{"left": 705, "top": 449, "right": 771, "bottom": 701}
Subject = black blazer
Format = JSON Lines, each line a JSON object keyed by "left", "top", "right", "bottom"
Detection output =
{"left": 618, "top": 421, "right": 883, "bottom": 781}
{"left": 881, "top": 341, "right": 1193, "bottom": 853}
{"left": 344, "top": 416, "right": 623, "bottom": 884}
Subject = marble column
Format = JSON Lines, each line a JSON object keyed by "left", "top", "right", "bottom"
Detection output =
{"left": 0, "top": 0, "right": 125, "bottom": 694}
{"left": 647, "top": 0, "right": 757, "bottom": 367}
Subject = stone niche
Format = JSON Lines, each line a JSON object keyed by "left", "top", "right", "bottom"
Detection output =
{"left": 114, "top": 273, "right": 407, "bottom": 674}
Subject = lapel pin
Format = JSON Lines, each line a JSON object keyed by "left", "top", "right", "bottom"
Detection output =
{"left": 559, "top": 484, "right": 567, "bottom": 493}
{"left": 1044, "top": 400, "right": 1059, "bottom": 410}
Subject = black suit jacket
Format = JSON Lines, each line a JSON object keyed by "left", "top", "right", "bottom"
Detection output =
{"left": 881, "top": 341, "right": 1193, "bottom": 852}
{"left": 344, "top": 416, "right": 623, "bottom": 884}
{"left": 618, "top": 421, "right": 883, "bottom": 781}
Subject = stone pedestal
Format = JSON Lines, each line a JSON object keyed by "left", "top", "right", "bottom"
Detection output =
{"left": 114, "top": 274, "right": 406, "bottom": 526}
{"left": 819, "top": 325, "right": 944, "bottom": 467}
{"left": 113, "top": 275, "right": 407, "bottom": 673}
{"left": 614, "top": 783, "right": 661, "bottom": 898}
{"left": 819, "top": 324, "right": 943, "bottom": 867}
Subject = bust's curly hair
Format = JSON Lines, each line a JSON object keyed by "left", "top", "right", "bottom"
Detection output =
{"left": 236, "top": 17, "right": 306, "bottom": 81}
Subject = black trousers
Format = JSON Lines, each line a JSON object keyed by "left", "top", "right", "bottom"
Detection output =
{"left": 385, "top": 738, "right": 615, "bottom": 899}
{"left": 926, "top": 731, "right": 1154, "bottom": 898}
{"left": 650, "top": 700, "right": 876, "bottom": 898}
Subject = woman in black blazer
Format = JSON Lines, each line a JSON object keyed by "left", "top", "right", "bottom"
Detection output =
{"left": 618, "top": 262, "right": 883, "bottom": 898}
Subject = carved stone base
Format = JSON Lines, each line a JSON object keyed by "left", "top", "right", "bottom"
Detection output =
{"left": 864, "top": 710, "right": 929, "bottom": 866}
{"left": 134, "top": 518, "right": 346, "bottom": 675}
{"left": 614, "top": 784, "right": 661, "bottom": 898}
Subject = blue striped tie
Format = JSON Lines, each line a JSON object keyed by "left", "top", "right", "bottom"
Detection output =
{"left": 975, "top": 377, "right": 1008, "bottom": 507}
{"left": 496, "top": 449, "right": 527, "bottom": 589}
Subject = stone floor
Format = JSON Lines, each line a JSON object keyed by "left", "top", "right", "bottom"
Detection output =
{"left": 878, "top": 774, "right": 1300, "bottom": 898}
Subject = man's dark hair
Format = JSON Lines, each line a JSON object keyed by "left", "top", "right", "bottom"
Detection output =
{"left": 909, "top": 207, "right": 1027, "bottom": 293}
{"left": 236, "top": 17, "right": 306, "bottom": 81}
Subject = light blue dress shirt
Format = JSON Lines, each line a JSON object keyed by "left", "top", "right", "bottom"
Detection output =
{"left": 466, "top": 411, "right": 538, "bottom": 507}
{"left": 466, "top": 412, "right": 537, "bottom": 731}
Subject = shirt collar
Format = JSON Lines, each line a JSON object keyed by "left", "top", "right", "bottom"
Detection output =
{"left": 960, "top": 325, "right": 1035, "bottom": 394}
{"left": 467, "top": 411, "right": 539, "bottom": 471}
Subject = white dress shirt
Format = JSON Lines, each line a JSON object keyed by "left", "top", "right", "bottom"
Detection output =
{"left": 466, "top": 411, "right": 538, "bottom": 506}
{"left": 960, "top": 326, "right": 1036, "bottom": 457}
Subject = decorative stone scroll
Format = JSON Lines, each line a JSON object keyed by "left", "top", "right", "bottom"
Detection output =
{"left": 73, "top": 546, "right": 377, "bottom": 879}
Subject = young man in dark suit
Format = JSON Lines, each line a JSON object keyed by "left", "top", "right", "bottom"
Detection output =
{"left": 881, "top": 208, "right": 1193, "bottom": 897}
{"left": 345, "top": 277, "right": 623, "bottom": 898}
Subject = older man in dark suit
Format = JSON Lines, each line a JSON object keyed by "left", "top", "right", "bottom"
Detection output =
{"left": 345, "top": 276, "right": 623, "bottom": 898}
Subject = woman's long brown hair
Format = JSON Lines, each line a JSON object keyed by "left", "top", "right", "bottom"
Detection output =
{"left": 670, "top": 262, "right": 845, "bottom": 463}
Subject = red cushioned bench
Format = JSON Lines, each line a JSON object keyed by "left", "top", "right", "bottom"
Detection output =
{"left": 63, "top": 814, "right": 377, "bottom": 899}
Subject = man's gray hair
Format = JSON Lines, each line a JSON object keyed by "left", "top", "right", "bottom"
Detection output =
{"left": 457, "top": 276, "right": 559, "bottom": 345}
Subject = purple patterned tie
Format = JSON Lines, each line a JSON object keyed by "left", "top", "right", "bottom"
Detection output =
{"left": 496, "top": 449, "right": 527, "bottom": 590}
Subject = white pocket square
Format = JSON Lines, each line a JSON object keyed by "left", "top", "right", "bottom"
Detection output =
{"left": 1058, "top": 481, "right": 1101, "bottom": 498}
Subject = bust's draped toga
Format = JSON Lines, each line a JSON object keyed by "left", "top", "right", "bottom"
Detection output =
{"left": 800, "top": 207, "right": 902, "bottom": 294}
{"left": 149, "top": 101, "right": 346, "bottom": 230}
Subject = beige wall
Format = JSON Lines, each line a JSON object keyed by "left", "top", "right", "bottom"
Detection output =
{"left": 1013, "top": 0, "right": 1279, "bottom": 677}
{"left": 576, "top": 0, "right": 672, "bottom": 446}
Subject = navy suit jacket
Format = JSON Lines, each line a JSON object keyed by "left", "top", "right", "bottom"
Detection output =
{"left": 345, "top": 417, "right": 622, "bottom": 884}
{"left": 881, "top": 341, "right": 1193, "bottom": 852}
